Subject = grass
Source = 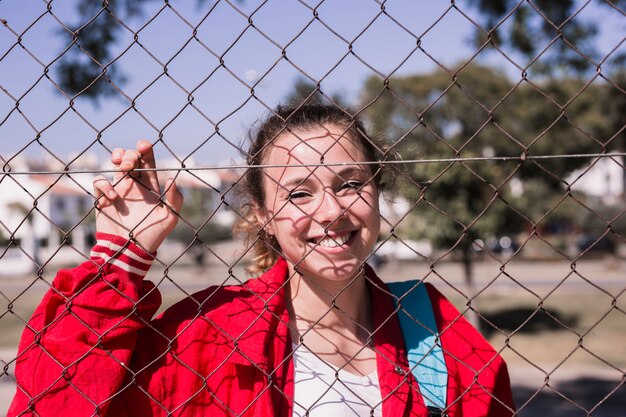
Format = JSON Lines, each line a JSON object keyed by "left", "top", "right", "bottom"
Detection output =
{"left": 479, "top": 292, "right": 626, "bottom": 371}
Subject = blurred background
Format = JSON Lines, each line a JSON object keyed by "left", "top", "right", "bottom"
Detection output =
{"left": 1, "top": 0, "right": 625, "bottom": 415}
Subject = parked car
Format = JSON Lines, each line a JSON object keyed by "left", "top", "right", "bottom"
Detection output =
{"left": 576, "top": 234, "right": 615, "bottom": 254}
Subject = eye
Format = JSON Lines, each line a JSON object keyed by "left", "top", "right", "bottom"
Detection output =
{"left": 287, "top": 190, "right": 312, "bottom": 201}
{"left": 340, "top": 180, "right": 363, "bottom": 192}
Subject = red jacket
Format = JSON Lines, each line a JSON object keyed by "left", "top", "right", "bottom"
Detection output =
{"left": 9, "top": 234, "right": 514, "bottom": 417}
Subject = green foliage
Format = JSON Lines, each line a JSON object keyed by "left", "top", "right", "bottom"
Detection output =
{"left": 361, "top": 63, "right": 618, "bottom": 251}
{"left": 603, "top": 70, "right": 626, "bottom": 152}
{"left": 56, "top": 0, "right": 243, "bottom": 100}
{"left": 168, "top": 188, "right": 232, "bottom": 244}
{"left": 0, "top": 232, "right": 11, "bottom": 246}
{"left": 56, "top": 0, "right": 150, "bottom": 100}
{"left": 283, "top": 78, "right": 349, "bottom": 108}
{"left": 579, "top": 202, "right": 626, "bottom": 236}
{"left": 465, "top": 0, "right": 621, "bottom": 76}
{"left": 59, "top": 0, "right": 622, "bottom": 100}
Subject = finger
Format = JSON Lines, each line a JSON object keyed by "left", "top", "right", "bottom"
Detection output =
{"left": 136, "top": 140, "right": 161, "bottom": 192}
{"left": 111, "top": 148, "right": 125, "bottom": 182}
{"left": 120, "top": 149, "right": 141, "bottom": 172}
{"left": 164, "top": 178, "right": 184, "bottom": 213}
{"left": 119, "top": 149, "right": 143, "bottom": 183}
{"left": 93, "top": 176, "right": 118, "bottom": 208}
{"left": 111, "top": 148, "right": 124, "bottom": 165}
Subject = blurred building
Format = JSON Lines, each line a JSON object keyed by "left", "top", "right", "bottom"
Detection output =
{"left": 567, "top": 154, "right": 624, "bottom": 205}
{"left": 0, "top": 172, "right": 95, "bottom": 275}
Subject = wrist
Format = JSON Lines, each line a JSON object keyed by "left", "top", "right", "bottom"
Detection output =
{"left": 90, "top": 233, "right": 156, "bottom": 279}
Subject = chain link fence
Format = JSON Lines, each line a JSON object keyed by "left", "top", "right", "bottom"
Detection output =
{"left": 1, "top": 0, "right": 625, "bottom": 416}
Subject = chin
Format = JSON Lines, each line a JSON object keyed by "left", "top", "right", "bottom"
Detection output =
{"left": 296, "top": 258, "right": 367, "bottom": 283}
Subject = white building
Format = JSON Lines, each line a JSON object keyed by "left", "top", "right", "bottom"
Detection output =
{"left": 567, "top": 154, "right": 624, "bottom": 205}
{"left": 156, "top": 158, "right": 235, "bottom": 227}
{"left": 0, "top": 173, "right": 95, "bottom": 275}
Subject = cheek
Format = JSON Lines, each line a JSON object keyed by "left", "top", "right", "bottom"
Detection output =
{"left": 272, "top": 205, "right": 313, "bottom": 238}
{"left": 351, "top": 192, "right": 379, "bottom": 219}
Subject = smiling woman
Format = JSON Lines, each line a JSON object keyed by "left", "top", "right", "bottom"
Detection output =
{"left": 8, "top": 104, "right": 515, "bottom": 417}
{"left": 258, "top": 125, "right": 381, "bottom": 281}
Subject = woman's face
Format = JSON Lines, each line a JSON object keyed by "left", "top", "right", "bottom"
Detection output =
{"left": 258, "top": 124, "right": 380, "bottom": 282}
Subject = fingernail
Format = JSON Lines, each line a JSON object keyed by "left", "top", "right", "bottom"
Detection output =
{"left": 108, "top": 190, "right": 117, "bottom": 198}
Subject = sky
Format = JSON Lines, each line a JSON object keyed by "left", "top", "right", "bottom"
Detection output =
{"left": 0, "top": 0, "right": 624, "bottom": 168}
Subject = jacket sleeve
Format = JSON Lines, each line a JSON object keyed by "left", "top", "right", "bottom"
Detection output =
{"left": 8, "top": 233, "right": 161, "bottom": 417}
{"left": 425, "top": 284, "right": 515, "bottom": 417}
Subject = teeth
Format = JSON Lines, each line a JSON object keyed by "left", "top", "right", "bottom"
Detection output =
{"left": 317, "top": 233, "right": 351, "bottom": 248}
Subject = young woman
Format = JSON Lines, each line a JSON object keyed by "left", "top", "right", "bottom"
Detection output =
{"left": 9, "top": 105, "right": 514, "bottom": 417}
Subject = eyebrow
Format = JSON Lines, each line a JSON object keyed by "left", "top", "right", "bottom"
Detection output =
{"left": 280, "top": 166, "right": 369, "bottom": 190}
{"left": 281, "top": 176, "right": 312, "bottom": 191}
{"left": 336, "top": 166, "right": 369, "bottom": 178}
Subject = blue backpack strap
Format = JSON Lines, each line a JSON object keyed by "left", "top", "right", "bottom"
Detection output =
{"left": 387, "top": 280, "right": 448, "bottom": 410}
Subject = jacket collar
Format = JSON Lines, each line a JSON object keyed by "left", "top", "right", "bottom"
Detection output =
{"left": 217, "top": 257, "right": 290, "bottom": 371}
{"left": 217, "top": 259, "right": 421, "bottom": 415}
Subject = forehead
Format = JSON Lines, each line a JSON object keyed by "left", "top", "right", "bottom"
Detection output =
{"left": 264, "top": 125, "right": 368, "bottom": 167}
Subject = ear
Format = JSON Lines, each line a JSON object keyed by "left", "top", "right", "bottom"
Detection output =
{"left": 254, "top": 205, "right": 275, "bottom": 236}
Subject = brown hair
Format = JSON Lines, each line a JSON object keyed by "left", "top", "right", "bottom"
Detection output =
{"left": 233, "top": 104, "right": 386, "bottom": 274}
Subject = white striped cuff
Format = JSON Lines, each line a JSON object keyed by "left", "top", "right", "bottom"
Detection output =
{"left": 90, "top": 233, "right": 155, "bottom": 279}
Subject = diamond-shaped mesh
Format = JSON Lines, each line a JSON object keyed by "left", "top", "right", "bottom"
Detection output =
{"left": 1, "top": 1, "right": 625, "bottom": 416}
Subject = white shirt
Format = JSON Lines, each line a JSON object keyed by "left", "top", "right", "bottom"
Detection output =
{"left": 292, "top": 343, "right": 383, "bottom": 417}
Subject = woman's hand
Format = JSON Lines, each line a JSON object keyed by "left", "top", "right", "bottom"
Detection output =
{"left": 93, "top": 140, "right": 183, "bottom": 253}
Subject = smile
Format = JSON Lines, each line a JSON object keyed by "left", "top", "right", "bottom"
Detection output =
{"left": 309, "top": 231, "right": 356, "bottom": 248}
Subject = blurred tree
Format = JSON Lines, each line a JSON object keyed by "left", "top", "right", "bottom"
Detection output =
{"left": 55, "top": 0, "right": 241, "bottom": 101}
{"left": 283, "top": 78, "right": 349, "bottom": 108}
{"left": 465, "top": 0, "right": 625, "bottom": 76}
{"left": 168, "top": 187, "right": 232, "bottom": 264}
{"left": 360, "top": 63, "right": 617, "bottom": 322}
{"left": 56, "top": 0, "right": 623, "bottom": 100}
{"left": 55, "top": 1, "right": 147, "bottom": 100}
{"left": 603, "top": 70, "right": 626, "bottom": 199}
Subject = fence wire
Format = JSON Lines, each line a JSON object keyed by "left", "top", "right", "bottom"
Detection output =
{"left": 1, "top": 1, "right": 625, "bottom": 416}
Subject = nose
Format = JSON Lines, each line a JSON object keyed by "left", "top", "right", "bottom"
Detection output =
{"left": 315, "top": 189, "right": 345, "bottom": 226}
